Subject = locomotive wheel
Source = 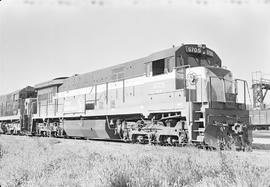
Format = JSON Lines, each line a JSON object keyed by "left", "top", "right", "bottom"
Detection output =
{"left": 131, "top": 134, "right": 147, "bottom": 144}
{"left": 158, "top": 135, "right": 179, "bottom": 146}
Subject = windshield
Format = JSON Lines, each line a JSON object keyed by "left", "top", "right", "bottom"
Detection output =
{"left": 187, "top": 56, "right": 219, "bottom": 68}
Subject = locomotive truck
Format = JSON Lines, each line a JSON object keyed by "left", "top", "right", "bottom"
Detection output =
{"left": 0, "top": 44, "right": 252, "bottom": 150}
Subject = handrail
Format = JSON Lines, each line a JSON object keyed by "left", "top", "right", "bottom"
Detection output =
{"left": 244, "top": 81, "right": 252, "bottom": 107}
{"left": 208, "top": 76, "right": 248, "bottom": 107}
{"left": 174, "top": 64, "right": 191, "bottom": 70}
{"left": 175, "top": 65, "right": 192, "bottom": 134}
{"left": 235, "top": 79, "right": 248, "bottom": 107}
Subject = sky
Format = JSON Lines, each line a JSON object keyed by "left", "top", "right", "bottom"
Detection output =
{"left": 0, "top": 0, "right": 270, "bottom": 103}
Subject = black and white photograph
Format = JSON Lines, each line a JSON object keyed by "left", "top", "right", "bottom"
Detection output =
{"left": 0, "top": 0, "right": 270, "bottom": 186}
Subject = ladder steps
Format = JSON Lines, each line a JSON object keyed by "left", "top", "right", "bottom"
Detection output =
{"left": 192, "top": 102, "right": 207, "bottom": 142}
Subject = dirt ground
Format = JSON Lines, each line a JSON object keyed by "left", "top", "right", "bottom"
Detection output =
{"left": 252, "top": 130, "right": 270, "bottom": 147}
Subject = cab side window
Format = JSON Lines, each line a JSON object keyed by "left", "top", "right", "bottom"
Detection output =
{"left": 176, "top": 56, "right": 185, "bottom": 67}
{"left": 146, "top": 56, "right": 175, "bottom": 77}
{"left": 152, "top": 59, "right": 165, "bottom": 76}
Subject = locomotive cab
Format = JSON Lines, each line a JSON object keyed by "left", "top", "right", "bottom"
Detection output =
{"left": 172, "top": 46, "right": 251, "bottom": 149}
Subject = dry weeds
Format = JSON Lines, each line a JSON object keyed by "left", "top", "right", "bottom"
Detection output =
{"left": 0, "top": 135, "right": 270, "bottom": 187}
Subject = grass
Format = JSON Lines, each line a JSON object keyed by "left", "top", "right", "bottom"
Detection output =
{"left": 0, "top": 135, "right": 270, "bottom": 187}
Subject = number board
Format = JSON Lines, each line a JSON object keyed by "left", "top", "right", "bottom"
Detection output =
{"left": 185, "top": 46, "right": 214, "bottom": 57}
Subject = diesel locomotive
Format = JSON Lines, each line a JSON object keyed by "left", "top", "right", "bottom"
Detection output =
{"left": 0, "top": 44, "right": 252, "bottom": 150}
